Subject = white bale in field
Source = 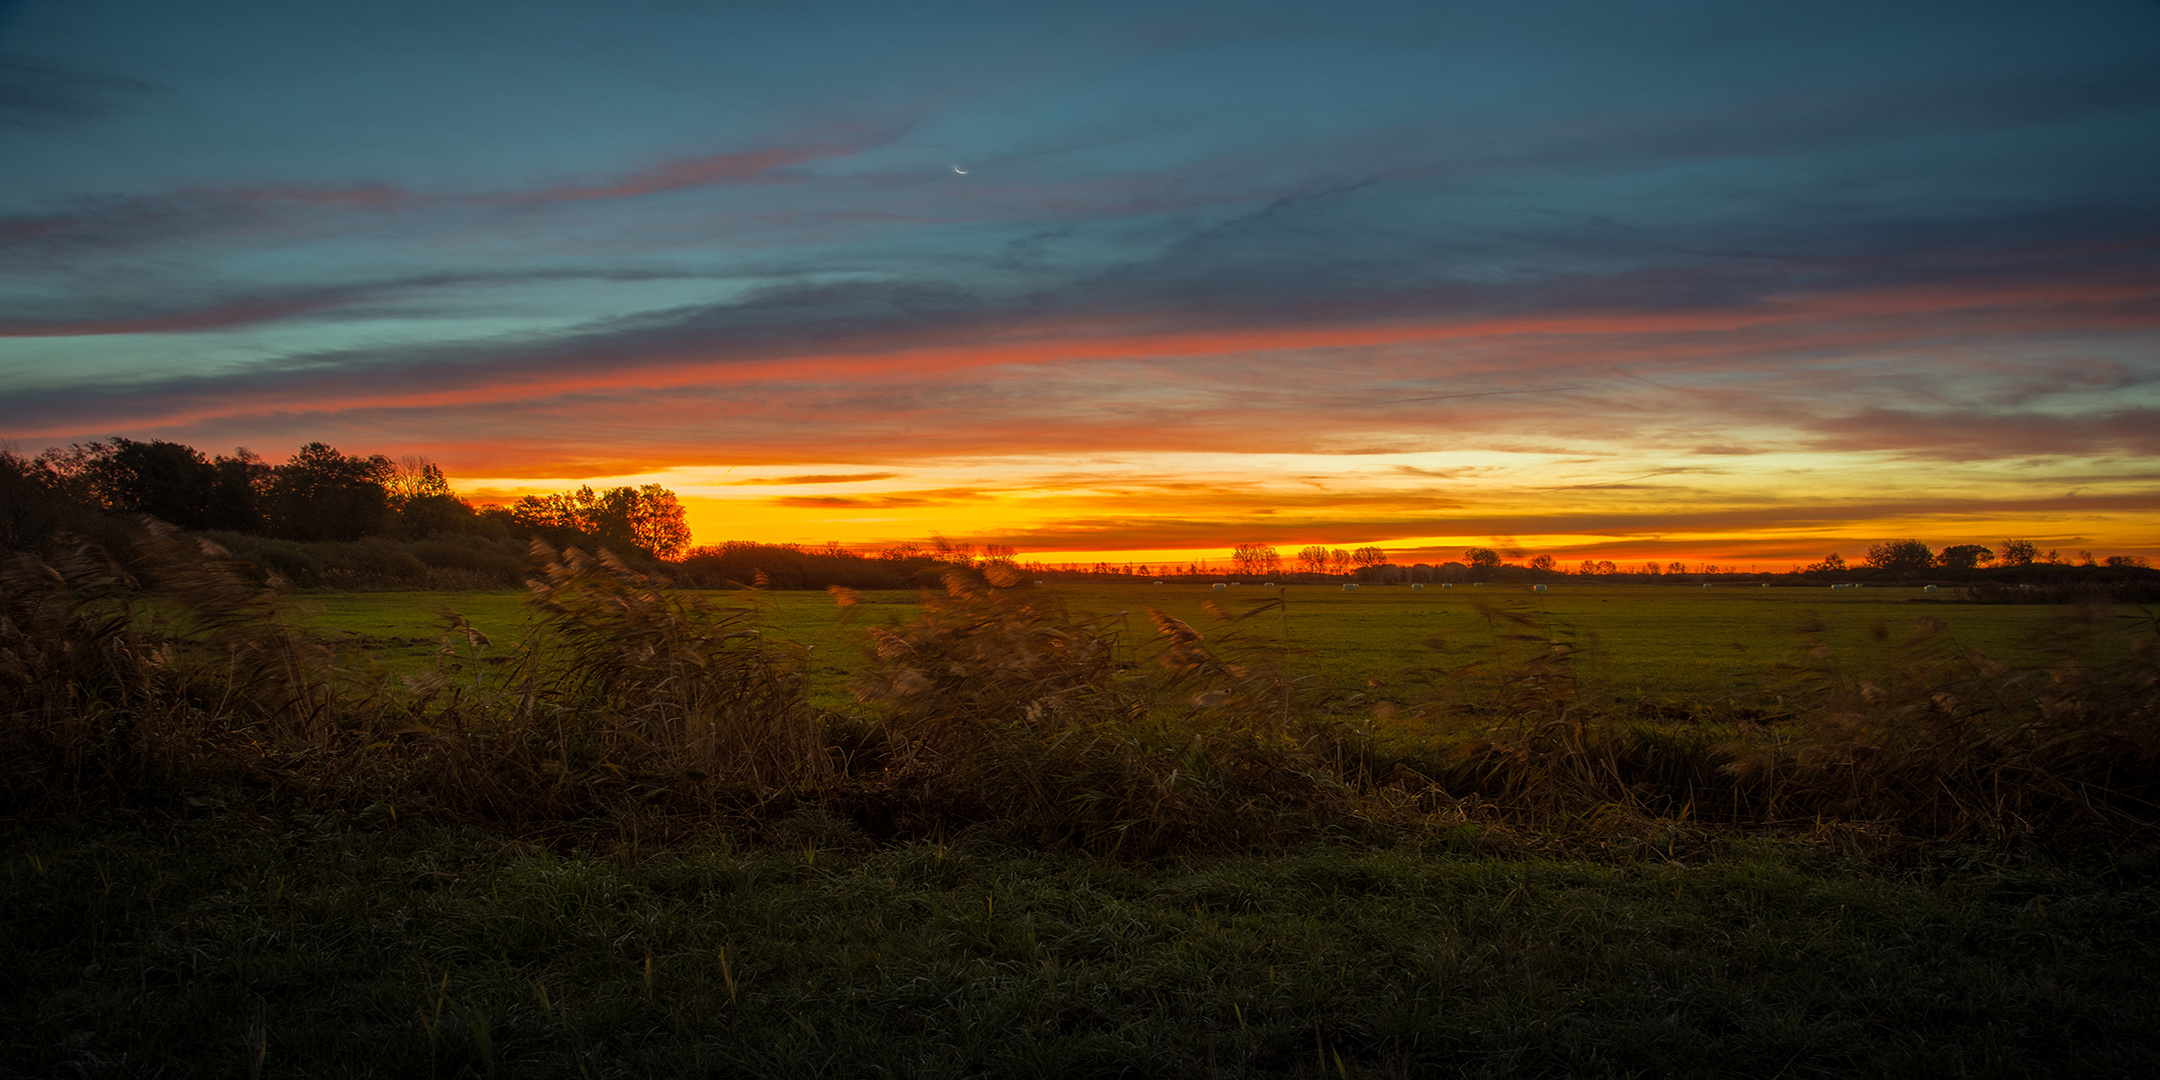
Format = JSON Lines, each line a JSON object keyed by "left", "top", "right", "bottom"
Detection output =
{"left": 1702, "top": 583, "right": 1712, "bottom": 588}
{"left": 1343, "top": 583, "right": 1358, "bottom": 591}
{"left": 1534, "top": 584, "right": 1547, "bottom": 592}
{"left": 1411, "top": 583, "right": 1424, "bottom": 591}
{"left": 1924, "top": 584, "right": 1938, "bottom": 592}
{"left": 1154, "top": 581, "right": 1164, "bottom": 585}
{"left": 1212, "top": 583, "right": 1226, "bottom": 591}
{"left": 1441, "top": 583, "right": 1453, "bottom": 589}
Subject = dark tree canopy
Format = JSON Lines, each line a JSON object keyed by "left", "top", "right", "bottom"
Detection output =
{"left": 266, "top": 443, "right": 394, "bottom": 542}
{"left": 1864, "top": 539, "right": 1935, "bottom": 572}
{"left": 84, "top": 438, "right": 220, "bottom": 529}
{"left": 509, "top": 483, "right": 691, "bottom": 560}
{"left": 1937, "top": 544, "right": 1995, "bottom": 570}
{"left": 1, "top": 437, "right": 693, "bottom": 568}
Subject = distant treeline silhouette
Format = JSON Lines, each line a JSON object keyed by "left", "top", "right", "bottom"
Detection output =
{"left": 7, "top": 439, "right": 2157, "bottom": 596}
{"left": 1, "top": 438, "right": 711, "bottom": 589}
{"left": 0, "top": 438, "right": 1029, "bottom": 590}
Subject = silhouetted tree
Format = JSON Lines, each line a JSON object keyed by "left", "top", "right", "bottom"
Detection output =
{"left": 1936, "top": 544, "right": 1994, "bottom": 570}
{"left": 0, "top": 449, "right": 95, "bottom": 551}
{"left": 208, "top": 449, "right": 269, "bottom": 531}
{"left": 1231, "top": 543, "right": 1280, "bottom": 577}
{"left": 621, "top": 484, "right": 691, "bottom": 559}
{"left": 508, "top": 482, "right": 689, "bottom": 559}
{"left": 1864, "top": 539, "right": 1934, "bottom": 571}
{"left": 1998, "top": 539, "right": 2039, "bottom": 567}
{"left": 1296, "top": 545, "right": 1330, "bottom": 575}
{"left": 382, "top": 455, "right": 475, "bottom": 536}
{"left": 78, "top": 438, "right": 221, "bottom": 528}
{"left": 265, "top": 443, "right": 393, "bottom": 541}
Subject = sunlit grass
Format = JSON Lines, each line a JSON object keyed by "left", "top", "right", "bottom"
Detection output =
{"left": 286, "top": 581, "right": 2078, "bottom": 712}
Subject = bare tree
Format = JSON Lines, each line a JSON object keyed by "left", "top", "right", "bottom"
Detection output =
{"left": 1232, "top": 543, "right": 1281, "bottom": 576}
{"left": 1297, "top": 545, "right": 1330, "bottom": 575}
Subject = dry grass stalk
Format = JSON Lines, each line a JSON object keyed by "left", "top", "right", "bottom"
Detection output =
{"left": 514, "top": 542, "right": 826, "bottom": 799}
{"left": 6, "top": 524, "right": 2157, "bottom": 854}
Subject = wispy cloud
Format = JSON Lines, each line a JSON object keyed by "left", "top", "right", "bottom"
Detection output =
{"left": 727, "top": 472, "right": 901, "bottom": 485}
{"left": 6, "top": 3, "right": 2158, "bottom": 556}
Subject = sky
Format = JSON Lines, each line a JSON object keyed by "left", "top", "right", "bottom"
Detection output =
{"left": 3, "top": 0, "right": 2157, "bottom": 567}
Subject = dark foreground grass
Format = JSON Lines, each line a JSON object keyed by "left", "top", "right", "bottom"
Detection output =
{"left": 6, "top": 818, "right": 2157, "bottom": 1079}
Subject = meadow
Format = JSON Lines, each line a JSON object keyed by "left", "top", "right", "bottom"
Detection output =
{"left": 286, "top": 580, "right": 2078, "bottom": 713}
{"left": 5, "top": 540, "right": 2158, "bottom": 1076}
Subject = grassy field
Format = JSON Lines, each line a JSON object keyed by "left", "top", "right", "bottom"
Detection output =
{"left": 287, "top": 582, "right": 2082, "bottom": 711}
{"left": 7, "top": 543, "right": 2160, "bottom": 1076}
{"left": 8, "top": 818, "right": 2156, "bottom": 1078}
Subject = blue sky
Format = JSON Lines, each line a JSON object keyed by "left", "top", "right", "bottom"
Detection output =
{"left": 4, "top": 0, "right": 2157, "bottom": 561}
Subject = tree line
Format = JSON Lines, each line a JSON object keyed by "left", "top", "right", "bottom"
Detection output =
{"left": 0, "top": 439, "right": 1076, "bottom": 592}
{"left": 8, "top": 439, "right": 2151, "bottom": 593}
{"left": 1219, "top": 540, "right": 2154, "bottom": 586}
{"left": 1, "top": 438, "right": 690, "bottom": 562}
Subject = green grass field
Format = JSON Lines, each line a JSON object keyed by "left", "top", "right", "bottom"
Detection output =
{"left": 11, "top": 551, "right": 2160, "bottom": 1076}
{"left": 287, "top": 582, "right": 2082, "bottom": 712}
{"left": 8, "top": 819, "right": 2156, "bottom": 1078}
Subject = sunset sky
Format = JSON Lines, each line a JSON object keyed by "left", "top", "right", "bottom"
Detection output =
{"left": 4, "top": 1, "right": 2157, "bottom": 566}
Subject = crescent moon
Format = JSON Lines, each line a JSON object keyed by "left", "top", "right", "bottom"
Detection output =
{"left": 952, "top": 165, "right": 968, "bottom": 174}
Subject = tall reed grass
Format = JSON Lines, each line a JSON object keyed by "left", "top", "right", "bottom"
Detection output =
{"left": 5, "top": 528, "right": 2156, "bottom": 855}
